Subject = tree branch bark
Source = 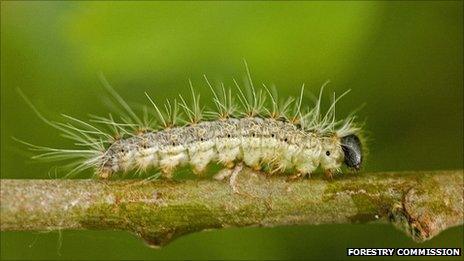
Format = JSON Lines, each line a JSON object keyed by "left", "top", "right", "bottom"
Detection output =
{"left": 1, "top": 170, "right": 463, "bottom": 247}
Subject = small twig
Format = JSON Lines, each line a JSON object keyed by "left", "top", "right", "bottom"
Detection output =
{"left": 1, "top": 170, "right": 462, "bottom": 247}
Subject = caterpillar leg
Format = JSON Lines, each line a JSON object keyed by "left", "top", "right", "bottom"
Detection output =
{"left": 97, "top": 168, "right": 113, "bottom": 179}
{"left": 287, "top": 173, "right": 301, "bottom": 181}
{"left": 286, "top": 171, "right": 311, "bottom": 182}
{"left": 213, "top": 162, "right": 244, "bottom": 193}
{"left": 251, "top": 163, "right": 262, "bottom": 171}
{"left": 160, "top": 168, "right": 174, "bottom": 179}
{"left": 324, "top": 169, "right": 334, "bottom": 180}
{"left": 213, "top": 168, "right": 233, "bottom": 181}
{"left": 229, "top": 162, "right": 243, "bottom": 193}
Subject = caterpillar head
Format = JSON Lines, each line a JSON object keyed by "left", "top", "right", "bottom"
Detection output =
{"left": 319, "top": 134, "right": 363, "bottom": 172}
{"left": 340, "top": 134, "right": 363, "bottom": 171}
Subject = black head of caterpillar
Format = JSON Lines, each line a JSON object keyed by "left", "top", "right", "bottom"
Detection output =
{"left": 340, "top": 134, "right": 363, "bottom": 171}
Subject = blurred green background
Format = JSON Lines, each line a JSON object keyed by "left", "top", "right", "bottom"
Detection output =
{"left": 1, "top": 1, "right": 463, "bottom": 260}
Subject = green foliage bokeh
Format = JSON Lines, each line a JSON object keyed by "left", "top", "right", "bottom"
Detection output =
{"left": 1, "top": 1, "right": 462, "bottom": 260}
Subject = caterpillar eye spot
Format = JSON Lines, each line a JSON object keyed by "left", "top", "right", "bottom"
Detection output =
{"left": 271, "top": 134, "right": 275, "bottom": 138}
{"left": 326, "top": 151, "right": 331, "bottom": 156}
{"left": 284, "top": 138, "right": 288, "bottom": 142}
{"left": 227, "top": 134, "right": 231, "bottom": 138}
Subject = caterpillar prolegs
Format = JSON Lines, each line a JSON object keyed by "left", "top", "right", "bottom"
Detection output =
{"left": 19, "top": 64, "right": 365, "bottom": 182}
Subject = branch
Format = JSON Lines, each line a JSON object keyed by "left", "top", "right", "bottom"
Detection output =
{"left": 1, "top": 170, "right": 463, "bottom": 247}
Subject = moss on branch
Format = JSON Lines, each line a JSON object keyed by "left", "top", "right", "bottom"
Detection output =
{"left": 1, "top": 170, "right": 463, "bottom": 247}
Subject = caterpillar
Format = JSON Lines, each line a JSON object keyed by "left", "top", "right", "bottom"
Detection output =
{"left": 19, "top": 63, "right": 364, "bottom": 183}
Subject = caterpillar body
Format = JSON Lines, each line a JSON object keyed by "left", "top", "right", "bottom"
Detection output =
{"left": 19, "top": 64, "right": 364, "bottom": 181}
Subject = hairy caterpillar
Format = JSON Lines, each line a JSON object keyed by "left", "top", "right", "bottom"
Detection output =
{"left": 19, "top": 63, "right": 364, "bottom": 183}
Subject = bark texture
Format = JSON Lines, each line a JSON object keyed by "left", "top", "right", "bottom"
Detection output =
{"left": 1, "top": 170, "right": 463, "bottom": 247}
